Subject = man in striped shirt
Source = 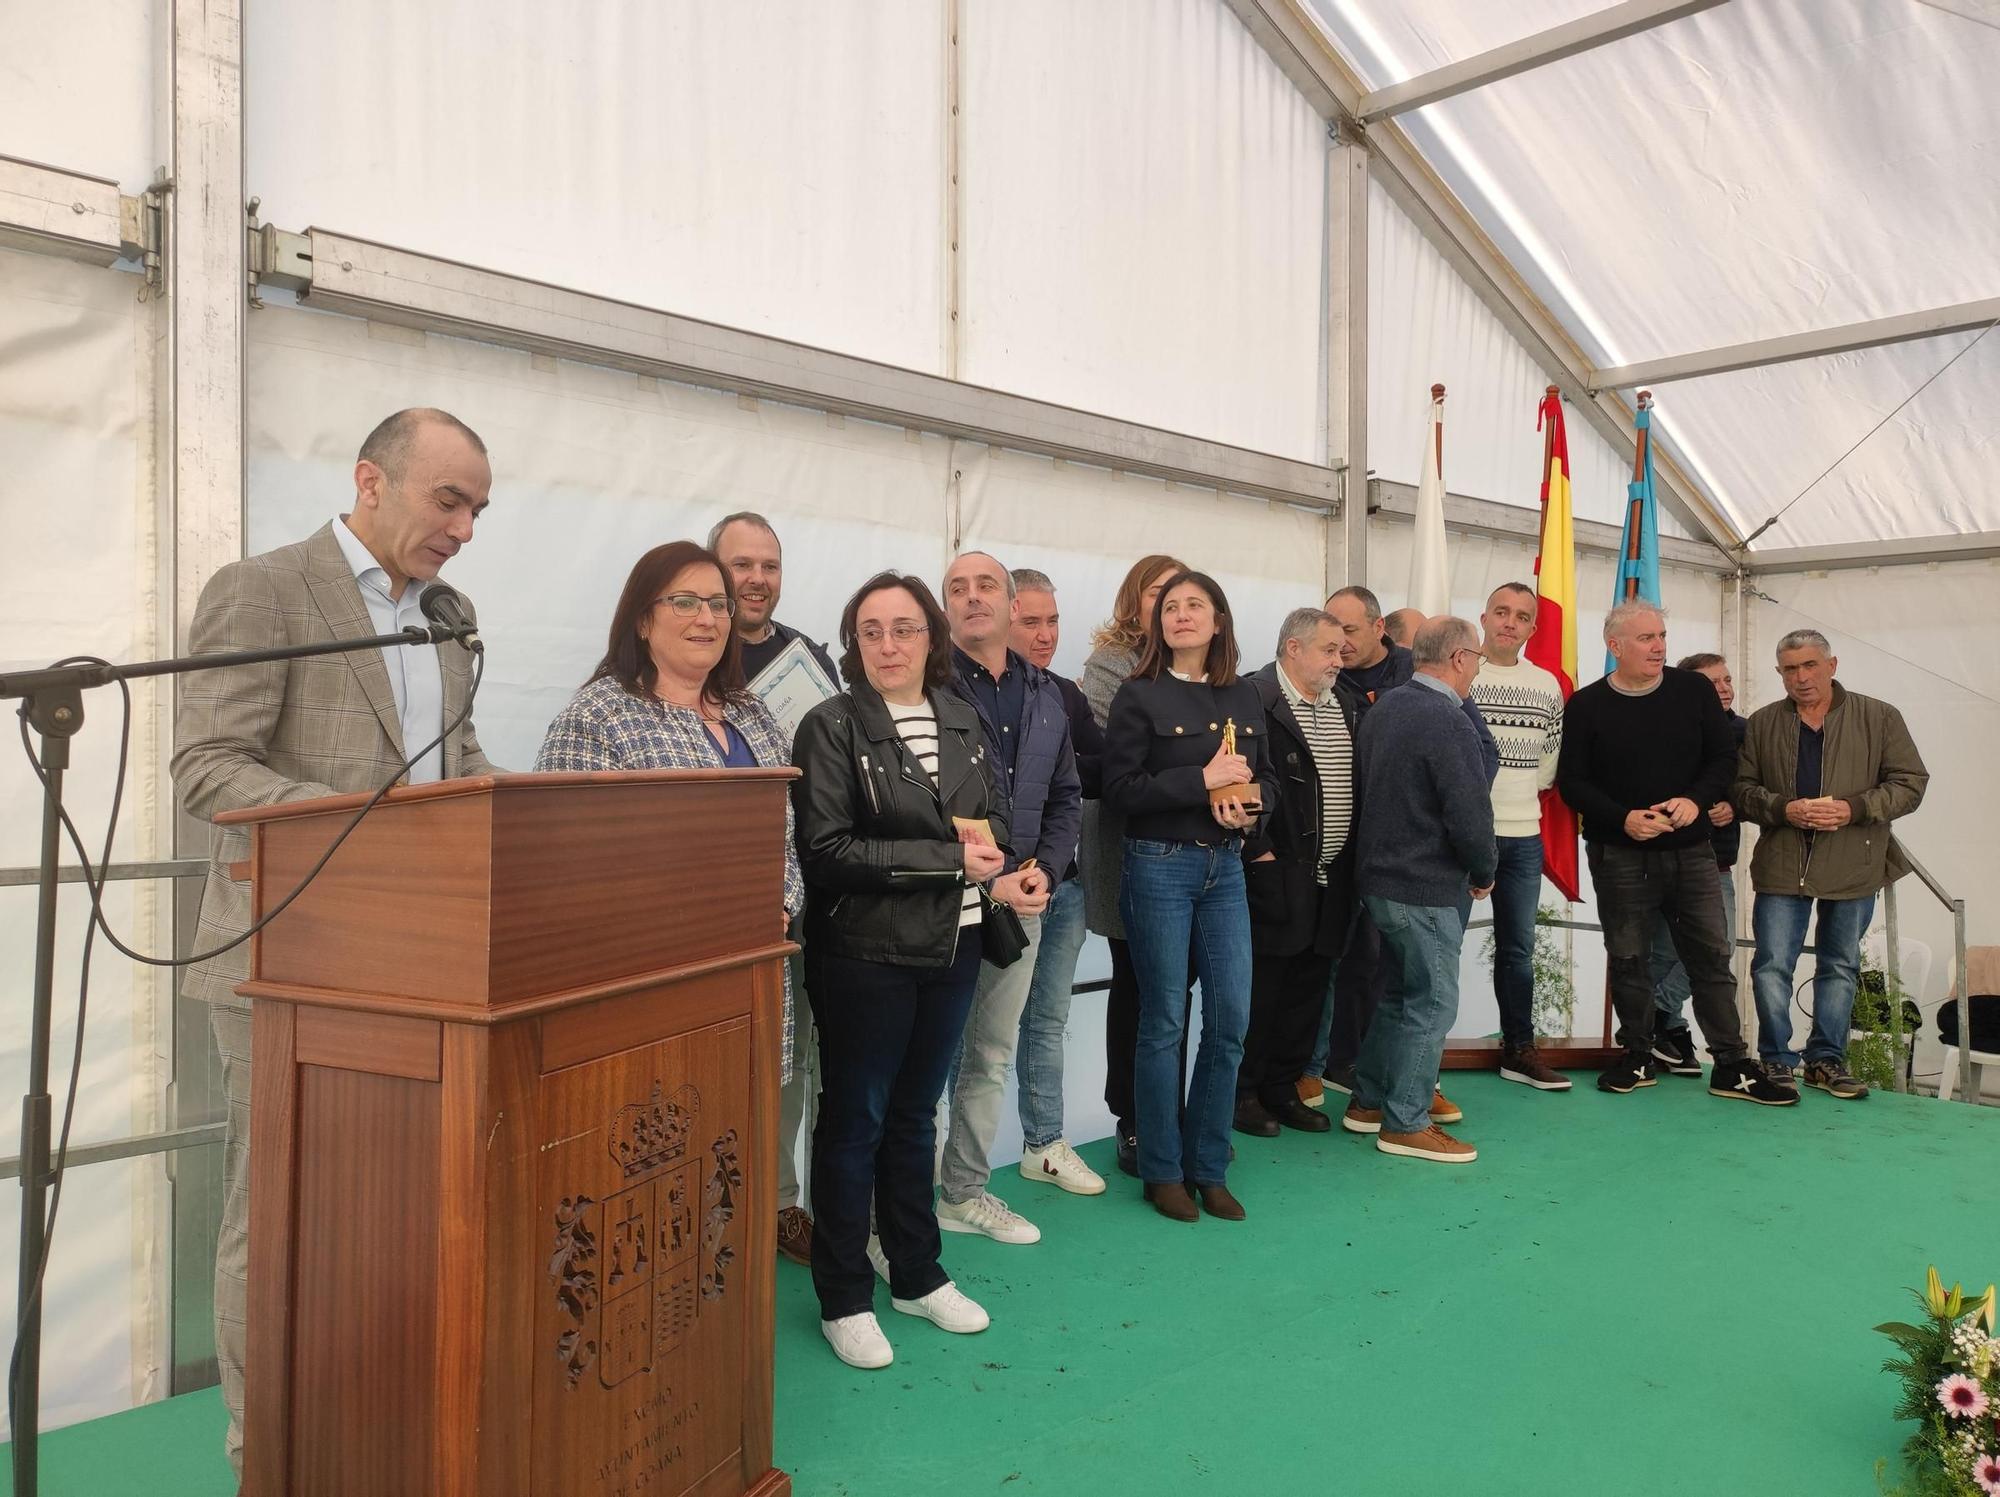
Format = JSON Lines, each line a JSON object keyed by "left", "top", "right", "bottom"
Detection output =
{"left": 1235, "top": 608, "right": 1366, "bottom": 1135}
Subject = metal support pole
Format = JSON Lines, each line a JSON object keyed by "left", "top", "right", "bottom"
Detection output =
{"left": 1328, "top": 133, "right": 1368, "bottom": 586}
{"left": 1954, "top": 899, "right": 1974, "bottom": 1104}
{"left": 11, "top": 689, "right": 83, "bottom": 1496}
{"left": 1884, "top": 879, "right": 1903, "bottom": 1094}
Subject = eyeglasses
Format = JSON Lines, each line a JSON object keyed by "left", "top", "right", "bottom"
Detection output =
{"left": 856, "top": 623, "right": 930, "bottom": 646}
{"left": 653, "top": 593, "right": 737, "bottom": 618}
{"left": 1453, "top": 646, "right": 1488, "bottom": 662}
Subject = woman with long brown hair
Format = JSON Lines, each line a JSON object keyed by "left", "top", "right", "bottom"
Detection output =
{"left": 1102, "top": 570, "right": 1275, "bottom": 1222}
{"left": 1078, "top": 553, "right": 1187, "bottom": 1176}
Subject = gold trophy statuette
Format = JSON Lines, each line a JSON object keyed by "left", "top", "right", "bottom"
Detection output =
{"left": 1209, "top": 717, "right": 1262, "bottom": 811}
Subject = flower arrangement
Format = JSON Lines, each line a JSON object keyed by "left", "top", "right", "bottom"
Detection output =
{"left": 1877, "top": 1267, "right": 2000, "bottom": 1495}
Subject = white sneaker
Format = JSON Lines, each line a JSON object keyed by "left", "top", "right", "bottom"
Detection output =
{"left": 865, "top": 1233, "right": 891, "bottom": 1284}
{"left": 937, "top": 1190, "right": 1042, "bottom": 1243}
{"left": 1020, "top": 1139, "right": 1107, "bottom": 1196}
{"left": 891, "top": 1280, "right": 990, "bottom": 1334}
{"left": 822, "top": 1312, "right": 894, "bottom": 1369}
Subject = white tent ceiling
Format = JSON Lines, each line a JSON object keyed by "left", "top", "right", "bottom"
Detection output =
{"left": 1308, "top": 0, "right": 2000, "bottom": 554}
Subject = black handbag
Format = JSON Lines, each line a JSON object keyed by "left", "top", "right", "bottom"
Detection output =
{"left": 979, "top": 889, "right": 1030, "bottom": 968}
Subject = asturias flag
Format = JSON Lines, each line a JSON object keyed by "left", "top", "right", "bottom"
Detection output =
{"left": 1408, "top": 383, "right": 1451, "bottom": 617}
{"left": 1529, "top": 388, "right": 1580, "bottom": 902}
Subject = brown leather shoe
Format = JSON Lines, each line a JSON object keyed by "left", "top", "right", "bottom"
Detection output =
{"left": 1295, "top": 1074, "right": 1325, "bottom": 1109}
{"left": 1196, "top": 1184, "right": 1246, "bottom": 1221}
{"left": 1143, "top": 1181, "right": 1200, "bottom": 1222}
{"left": 776, "top": 1206, "right": 814, "bottom": 1265}
{"left": 1500, "top": 1045, "right": 1574, "bottom": 1091}
{"left": 1376, "top": 1124, "right": 1477, "bottom": 1164}
{"left": 1429, "top": 1089, "right": 1464, "bottom": 1124}
{"left": 1341, "top": 1102, "right": 1383, "bottom": 1135}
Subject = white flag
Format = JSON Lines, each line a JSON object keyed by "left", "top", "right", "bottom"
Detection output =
{"left": 1408, "top": 384, "right": 1450, "bottom": 617}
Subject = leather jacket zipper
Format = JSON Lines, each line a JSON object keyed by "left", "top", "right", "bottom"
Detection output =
{"left": 859, "top": 752, "right": 883, "bottom": 816}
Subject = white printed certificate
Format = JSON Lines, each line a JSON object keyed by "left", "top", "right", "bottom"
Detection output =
{"left": 750, "top": 636, "right": 839, "bottom": 741}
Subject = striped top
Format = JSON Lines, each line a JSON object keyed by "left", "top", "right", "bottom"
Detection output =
{"left": 887, "top": 699, "right": 983, "bottom": 927}
{"left": 1276, "top": 666, "right": 1355, "bottom": 884}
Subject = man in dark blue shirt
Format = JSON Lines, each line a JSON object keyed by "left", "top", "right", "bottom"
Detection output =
{"left": 936, "top": 552, "right": 1082, "bottom": 1245}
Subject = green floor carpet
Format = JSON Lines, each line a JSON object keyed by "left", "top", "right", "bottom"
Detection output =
{"left": 8, "top": 1073, "right": 1993, "bottom": 1496}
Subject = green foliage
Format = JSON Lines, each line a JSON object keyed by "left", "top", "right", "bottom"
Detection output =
{"left": 1479, "top": 903, "right": 1577, "bottom": 1039}
{"left": 1874, "top": 1273, "right": 2000, "bottom": 1496}
{"left": 1852, "top": 968, "right": 1922, "bottom": 1093}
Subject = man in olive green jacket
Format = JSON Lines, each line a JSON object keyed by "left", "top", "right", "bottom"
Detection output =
{"left": 1732, "top": 629, "right": 1928, "bottom": 1098}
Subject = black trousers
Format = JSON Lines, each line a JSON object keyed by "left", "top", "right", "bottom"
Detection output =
{"left": 1104, "top": 936, "right": 1192, "bottom": 1130}
{"left": 809, "top": 940, "right": 981, "bottom": 1320}
{"left": 1240, "top": 946, "right": 1337, "bottom": 1104}
{"left": 1587, "top": 841, "right": 1747, "bottom": 1063}
{"left": 1323, "top": 907, "right": 1385, "bottom": 1076}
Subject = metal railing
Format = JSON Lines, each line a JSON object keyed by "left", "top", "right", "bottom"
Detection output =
{"left": 0, "top": 856, "right": 222, "bottom": 1180}
{"left": 1885, "top": 841, "right": 1976, "bottom": 1104}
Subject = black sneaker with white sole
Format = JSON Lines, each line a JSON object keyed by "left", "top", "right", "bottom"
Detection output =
{"left": 1650, "top": 1026, "right": 1703, "bottom": 1076}
{"left": 1708, "top": 1057, "right": 1798, "bottom": 1106}
{"left": 1596, "top": 1050, "right": 1658, "bottom": 1093}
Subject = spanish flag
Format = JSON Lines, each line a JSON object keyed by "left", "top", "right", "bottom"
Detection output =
{"left": 1529, "top": 387, "right": 1580, "bottom": 901}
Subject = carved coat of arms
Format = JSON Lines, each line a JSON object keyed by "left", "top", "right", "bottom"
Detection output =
{"left": 547, "top": 1083, "right": 742, "bottom": 1391}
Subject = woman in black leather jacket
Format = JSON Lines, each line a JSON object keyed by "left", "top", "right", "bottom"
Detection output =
{"left": 790, "top": 571, "right": 1008, "bottom": 1371}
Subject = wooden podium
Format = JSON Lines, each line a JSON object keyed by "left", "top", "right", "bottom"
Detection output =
{"left": 222, "top": 770, "right": 796, "bottom": 1497}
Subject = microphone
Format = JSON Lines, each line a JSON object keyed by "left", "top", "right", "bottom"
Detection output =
{"left": 419, "top": 583, "right": 483, "bottom": 653}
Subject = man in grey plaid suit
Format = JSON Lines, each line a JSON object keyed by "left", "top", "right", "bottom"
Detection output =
{"left": 171, "top": 408, "right": 499, "bottom": 1480}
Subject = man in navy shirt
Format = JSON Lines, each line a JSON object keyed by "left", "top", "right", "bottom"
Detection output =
{"left": 936, "top": 552, "right": 1082, "bottom": 1245}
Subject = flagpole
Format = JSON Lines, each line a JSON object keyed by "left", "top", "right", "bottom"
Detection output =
{"left": 1621, "top": 389, "right": 1654, "bottom": 603}
{"left": 1432, "top": 382, "right": 1446, "bottom": 482}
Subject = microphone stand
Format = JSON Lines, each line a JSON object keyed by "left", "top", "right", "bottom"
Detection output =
{"left": 0, "top": 619, "right": 475, "bottom": 1497}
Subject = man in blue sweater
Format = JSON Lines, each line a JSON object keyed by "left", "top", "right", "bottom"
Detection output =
{"left": 1339, "top": 616, "right": 1497, "bottom": 1164}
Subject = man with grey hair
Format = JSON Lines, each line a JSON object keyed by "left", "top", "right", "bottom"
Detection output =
{"left": 1338, "top": 615, "right": 1494, "bottom": 1162}
{"left": 1234, "top": 607, "right": 1365, "bottom": 1134}
{"left": 1004, "top": 568, "right": 1109, "bottom": 1195}
{"left": 1557, "top": 602, "right": 1794, "bottom": 1103}
{"left": 710, "top": 508, "right": 838, "bottom": 1267}
{"left": 1733, "top": 628, "right": 1928, "bottom": 1098}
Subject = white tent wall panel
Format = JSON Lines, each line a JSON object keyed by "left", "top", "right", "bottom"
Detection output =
{"left": 0, "top": 0, "right": 161, "bottom": 189}
{"left": 0, "top": 247, "right": 173, "bottom": 1432}
{"left": 247, "top": 0, "right": 950, "bottom": 374}
{"left": 1743, "top": 560, "right": 1999, "bottom": 1095}
{"left": 247, "top": 299, "right": 966, "bottom": 769}
{"left": 960, "top": 0, "right": 1328, "bottom": 462}
{"left": 1367, "top": 180, "right": 1693, "bottom": 541}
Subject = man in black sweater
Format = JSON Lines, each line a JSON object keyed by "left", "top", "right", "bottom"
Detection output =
{"left": 1338, "top": 616, "right": 1496, "bottom": 1164}
{"left": 1557, "top": 603, "right": 1794, "bottom": 1104}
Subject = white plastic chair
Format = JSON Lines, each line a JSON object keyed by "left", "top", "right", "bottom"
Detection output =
{"left": 1936, "top": 945, "right": 1998, "bottom": 1104}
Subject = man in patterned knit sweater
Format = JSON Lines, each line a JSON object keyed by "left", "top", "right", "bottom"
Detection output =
{"left": 1469, "top": 582, "right": 1571, "bottom": 1091}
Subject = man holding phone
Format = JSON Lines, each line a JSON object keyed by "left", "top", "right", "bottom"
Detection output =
{"left": 936, "top": 552, "right": 1083, "bottom": 1245}
{"left": 1556, "top": 603, "right": 1796, "bottom": 1105}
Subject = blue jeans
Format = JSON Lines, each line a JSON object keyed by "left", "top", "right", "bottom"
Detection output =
{"left": 1751, "top": 891, "right": 1876, "bottom": 1068}
{"left": 1489, "top": 836, "right": 1544, "bottom": 1049}
{"left": 1120, "top": 839, "right": 1253, "bottom": 1187}
{"left": 1652, "top": 872, "right": 1736, "bottom": 1029}
{"left": 1354, "top": 897, "right": 1465, "bottom": 1135}
{"left": 1017, "top": 875, "right": 1088, "bottom": 1149}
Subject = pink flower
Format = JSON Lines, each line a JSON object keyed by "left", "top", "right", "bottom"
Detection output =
{"left": 1939, "top": 1374, "right": 1991, "bottom": 1419}
{"left": 1974, "top": 1450, "right": 2000, "bottom": 1496}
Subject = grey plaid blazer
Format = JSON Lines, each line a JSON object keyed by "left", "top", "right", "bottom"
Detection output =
{"left": 172, "top": 522, "right": 496, "bottom": 1010}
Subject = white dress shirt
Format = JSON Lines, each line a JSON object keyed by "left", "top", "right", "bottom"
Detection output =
{"left": 333, "top": 516, "right": 445, "bottom": 784}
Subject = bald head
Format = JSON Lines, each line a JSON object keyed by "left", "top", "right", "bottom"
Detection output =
{"left": 1383, "top": 607, "right": 1426, "bottom": 649}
